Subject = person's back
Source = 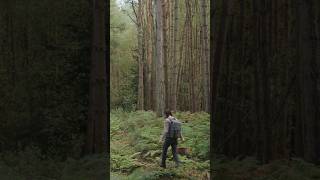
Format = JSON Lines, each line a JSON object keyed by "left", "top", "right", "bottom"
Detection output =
{"left": 167, "top": 116, "right": 182, "bottom": 139}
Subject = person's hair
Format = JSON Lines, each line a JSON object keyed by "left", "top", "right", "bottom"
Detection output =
{"left": 164, "top": 110, "right": 172, "bottom": 118}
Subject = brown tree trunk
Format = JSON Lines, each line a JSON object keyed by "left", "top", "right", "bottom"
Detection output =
{"left": 163, "top": 0, "right": 169, "bottom": 110}
{"left": 137, "top": 0, "right": 144, "bottom": 110}
{"left": 155, "top": 0, "right": 165, "bottom": 116}
{"left": 200, "top": 0, "right": 210, "bottom": 113}
{"left": 145, "top": 0, "right": 153, "bottom": 110}
{"left": 86, "top": 0, "right": 107, "bottom": 154}
{"left": 171, "top": 0, "right": 179, "bottom": 112}
{"left": 298, "top": 0, "right": 317, "bottom": 163}
{"left": 212, "top": 0, "right": 229, "bottom": 153}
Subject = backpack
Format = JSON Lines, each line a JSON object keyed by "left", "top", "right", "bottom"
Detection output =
{"left": 167, "top": 117, "right": 182, "bottom": 139}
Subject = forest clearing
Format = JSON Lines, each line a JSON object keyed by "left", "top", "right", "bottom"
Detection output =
{"left": 110, "top": 110, "right": 210, "bottom": 179}
{"left": 109, "top": 110, "right": 320, "bottom": 180}
{"left": 111, "top": 0, "right": 211, "bottom": 178}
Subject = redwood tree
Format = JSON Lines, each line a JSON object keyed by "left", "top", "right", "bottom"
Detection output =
{"left": 86, "top": 0, "right": 107, "bottom": 154}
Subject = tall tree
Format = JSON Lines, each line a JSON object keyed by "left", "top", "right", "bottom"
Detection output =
{"left": 212, "top": 0, "right": 229, "bottom": 153}
{"left": 211, "top": 0, "right": 320, "bottom": 165}
{"left": 155, "top": 0, "right": 165, "bottom": 116}
{"left": 145, "top": 0, "right": 153, "bottom": 110}
{"left": 137, "top": 0, "right": 145, "bottom": 110}
{"left": 170, "top": 0, "right": 179, "bottom": 111}
{"left": 86, "top": 0, "right": 107, "bottom": 154}
{"left": 200, "top": 0, "right": 210, "bottom": 112}
{"left": 163, "top": 0, "right": 169, "bottom": 109}
{"left": 298, "top": 0, "right": 317, "bottom": 163}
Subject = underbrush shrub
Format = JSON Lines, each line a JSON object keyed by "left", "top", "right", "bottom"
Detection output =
{"left": 0, "top": 148, "right": 107, "bottom": 180}
{"left": 128, "top": 168, "right": 178, "bottom": 180}
{"left": 61, "top": 154, "right": 107, "bottom": 180}
{"left": 111, "top": 154, "right": 140, "bottom": 173}
{"left": 111, "top": 110, "right": 210, "bottom": 178}
{"left": 213, "top": 156, "right": 320, "bottom": 180}
{"left": 0, "top": 146, "right": 63, "bottom": 180}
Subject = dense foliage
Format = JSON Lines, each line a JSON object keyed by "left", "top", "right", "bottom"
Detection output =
{"left": 0, "top": 148, "right": 106, "bottom": 180}
{"left": 110, "top": 0, "right": 138, "bottom": 111}
{"left": 0, "top": 0, "right": 91, "bottom": 158}
{"left": 0, "top": 0, "right": 110, "bottom": 179}
{"left": 110, "top": 110, "right": 210, "bottom": 179}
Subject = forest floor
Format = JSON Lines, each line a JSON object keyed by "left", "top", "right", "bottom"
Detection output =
{"left": 0, "top": 150, "right": 106, "bottom": 180}
{"left": 212, "top": 156, "right": 320, "bottom": 180}
{"left": 110, "top": 110, "right": 210, "bottom": 180}
{"left": 110, "top": 110, "right": 320, "bottom": 180}
{"left": 0, "top": 110, "right": 318, "bottom": 179}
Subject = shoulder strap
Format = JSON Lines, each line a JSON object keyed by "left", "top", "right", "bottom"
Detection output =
{"left": 167, "top": 119, "right": 171, "bottom": 137}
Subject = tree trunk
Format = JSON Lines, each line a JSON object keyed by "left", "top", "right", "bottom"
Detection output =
{"left": 86, "top": 0, "right": 107, "bottom": 154}
{"left": 155, "top": 0, "right": 165, "bottom": 116}
{"left": 137, "top": 0, "right": 144, "bottom": 110}
{"left": 212, "top": 0, "right": 229, "bottom": 153}
{"left": 298, "top": 0, "right": 317, "bottom": 163}
{"left": 171, "top": 0, "right": 179, "bottom": 111}
{"left": 200, "top": 0, "right": 210, "bottom": 113}
{"left": 145, "top": 0, "right": 153, "bottom": 110}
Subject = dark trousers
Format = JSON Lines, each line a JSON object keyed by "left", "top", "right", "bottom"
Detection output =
{"left": 161, "top": 137, "right": 179, "bottom": 167}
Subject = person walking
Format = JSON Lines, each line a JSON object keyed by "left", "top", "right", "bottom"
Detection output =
{"left": 159, "top": 110, "right": 184, "bottom": 168}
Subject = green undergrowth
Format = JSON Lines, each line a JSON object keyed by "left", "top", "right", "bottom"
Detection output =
{"left": 110, "top": 109, "right": 210, "bottom": 179}
{"left": 111, "top": 110, "right": 320, "bottom": 180}
{"left": 212, "top": 156, "right": 320, "bottom": 180}
{"left": 0, "top": 146, "right": 107, "bottom": 180}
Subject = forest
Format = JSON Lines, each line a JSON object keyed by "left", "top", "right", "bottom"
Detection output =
{"left": 111, "top": 0, "right": 210, "bottom": 179}
{"left": 111, "top": 0, "right": 320, "bottom": 179}
{"left": 0, "top": 0, "right": 107, "bottom": 179}
{"left": 111, "top": 0, "right": 210, "bottom": 114}
{"left": 211, "top": 0, "right": 320, "bottom": 179}
{"left": 0, "top": 0, "right": 319, "bottom": 179}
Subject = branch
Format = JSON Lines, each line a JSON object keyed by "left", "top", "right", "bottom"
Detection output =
{"left": 121, "top": 9, "right": 138, "bottom": 26}
{"left": 110, "top": 25, "right": 123, "bottom": 29}
{"left": 131, "top": 0, "right": 138, "bottom": 21}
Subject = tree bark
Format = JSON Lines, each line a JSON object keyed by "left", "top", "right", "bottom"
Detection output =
{"left": 145, "top": 0, "right": 153, "bottom": 110}
{"left": 136, "top": 0, "right": 144, "bottom": 110}
{"left": 86, "top": 0, "right": 107, "bottom": 154}
{"left": 200, "top": 0, "right": 210, "bottom": 113}
{"left": 298, "top": 0, "right": 317, "bottom": 163}
{"left": 163, "top": 0, "right": 169, "bottom": 110}
{"left": 212, "top": 0, "right": 229, "bottom": 153}
{"left": 155, "top": 0, "right": 165, "bottom": 116}
{"left": 171, "top": 0, "right": 179, "bottom": 111}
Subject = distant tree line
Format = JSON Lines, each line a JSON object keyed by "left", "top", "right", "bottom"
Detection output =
{"left": 128, "top": 0, "right": 210, "bottom": 116}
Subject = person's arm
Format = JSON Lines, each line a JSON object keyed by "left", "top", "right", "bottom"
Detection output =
{"left": 159, "top": 119, "right": 169, "bottom": 142}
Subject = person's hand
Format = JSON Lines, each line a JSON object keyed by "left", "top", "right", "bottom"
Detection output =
{"left": 159, "top": 139, "right": 163, "bottom": 143}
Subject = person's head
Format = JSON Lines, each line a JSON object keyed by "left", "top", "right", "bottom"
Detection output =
{"left": 164, "top": 110, "right": 172, "bottom": 118}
